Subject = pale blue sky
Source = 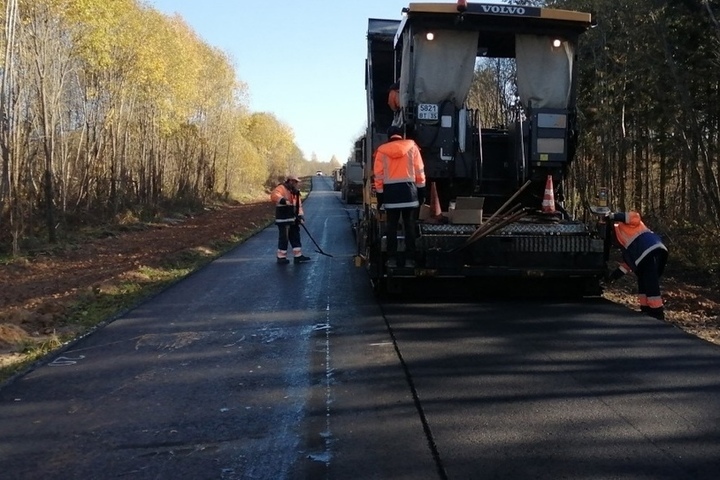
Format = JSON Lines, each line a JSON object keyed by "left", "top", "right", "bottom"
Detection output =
{"left": 142, "top": 0, "right": 415, "bottom": 163}
{"left": 144, "top": 1, "right": 504, "bottom": 163}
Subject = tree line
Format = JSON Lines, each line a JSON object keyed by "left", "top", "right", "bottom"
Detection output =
{"left": 468, "top": 0, "right": 719, "bottom": 268}
{"left": 3, "top": 0, "right": 718, "bottom": 266}
{"left": 0, "top": 0, "right": 329, "bottom": 255}
{"left": 559, "top": 0, "right": 720, "bottom": 230}
{"left": 474, "top": 0, "right": 719, "bottom": 230}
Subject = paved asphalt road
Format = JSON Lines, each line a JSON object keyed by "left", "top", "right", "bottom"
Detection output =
{"left": 1, "top": 176, "right": 720, "bottom": 479}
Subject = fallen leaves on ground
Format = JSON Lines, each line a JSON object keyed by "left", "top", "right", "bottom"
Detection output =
{"left": 0, "top": 201, "right": 274, "bottom": 367}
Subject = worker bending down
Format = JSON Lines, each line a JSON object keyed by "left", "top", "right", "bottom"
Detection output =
{"left": 606, "top": 211, "right": 668, "bottom": 320}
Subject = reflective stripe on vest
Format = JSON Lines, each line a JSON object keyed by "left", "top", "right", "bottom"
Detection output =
{"left": 271, "top": 183, "right": 303, "bottom": 223}
{"left": 373, "top": 140, "right": 426, "bottom": 193}
{"left": 613, "top": 211, "right": 666, "bottom": 268}
{"left": 613, "top": 212, "right": 647, "bottom": 248}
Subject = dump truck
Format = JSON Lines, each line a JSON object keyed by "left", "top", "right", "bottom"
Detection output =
{"left": 341, "top": 138, "right": 366, "bottom": 204}
{"left": 356, "top": 1, "right": 608, "bottom": 295}
{"left": 332, "top": 168, "right": 343, "bottom": 191}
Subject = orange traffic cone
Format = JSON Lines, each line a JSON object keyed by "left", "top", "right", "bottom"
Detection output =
{"left": 542, "top": 175, "right": 556, "bottom": 214}
{"left": 430, "top": 182, "right": 442, "bottom": 218}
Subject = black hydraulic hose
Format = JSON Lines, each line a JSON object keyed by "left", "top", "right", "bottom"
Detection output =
{"left": 295, "top": 189, "right": 333, "bottom": 257}
{"left": 300, "top": 223, "right": 333, "bottom": 258}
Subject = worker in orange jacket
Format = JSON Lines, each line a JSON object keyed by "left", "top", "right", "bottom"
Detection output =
{"left": 387, "top": 82, "right": 402, "bottom": 127}
{"left": 373, "top": 126, "right": 426, "bottom": 268}
{"left": 270, "top": 175, "right": 311, "bottom": 264}
{"left": 606, "top": 211, "right": 668, "bottom": 320}
{"left": 387, "top": 82, "right": 400, "bottom": 112}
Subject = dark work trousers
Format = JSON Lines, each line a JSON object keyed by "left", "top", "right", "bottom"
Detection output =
{"left": 385, "top": 207, "right": 416, "bottom": 263}
{"left": 635, "top": 249, "right": 667, "bottom": 318}
{"left": 277, "top": 223, "right": 301, "bottom": 251}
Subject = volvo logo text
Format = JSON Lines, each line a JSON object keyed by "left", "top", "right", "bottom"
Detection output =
{"left": 480, "top": 5, "right": 526, "bottom": 15}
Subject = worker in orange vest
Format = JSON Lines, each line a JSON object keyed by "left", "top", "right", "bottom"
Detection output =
{"left": 270, "top": 175, "right": 311, "bottom": 264}
{"left": 387, "top": 82, "right": 400, "bottom": 112}
{"left": 387, "top": 82, "right": 402, "bottom": 127}
{"left": 373, "top": 126, "right": 426, "bottom": 268}
{"left": 606, "top": 211, "right": 668, "bottom": 320}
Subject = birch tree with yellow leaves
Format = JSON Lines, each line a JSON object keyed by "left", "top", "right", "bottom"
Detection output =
{"left": 0, "top": 0, "right": 302, "bottom": 253}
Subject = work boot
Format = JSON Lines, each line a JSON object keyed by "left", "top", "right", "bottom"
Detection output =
{"left": 277, "top": 257, "right": 289, "bottom": 265}
{"left": 294, "top": 255, "right": 311, "bottom": 264}
{"left": 646, "top": 307, "right": 665, "bottom": 321}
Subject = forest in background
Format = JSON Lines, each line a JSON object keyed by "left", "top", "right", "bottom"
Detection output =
{"left": 471, "top": 0, "right": 720, "bottom": 229}
{"left": 565, "top": 0, "right": 719, "bottom": 273}
{"left": 0, "top": 0, "right": 340, "bottom": 255}
{"left": 466, "top": 0, "right": 720, "bottom": 273}
{"left": 1, "top": 0, "right": 719, "bottom": 275}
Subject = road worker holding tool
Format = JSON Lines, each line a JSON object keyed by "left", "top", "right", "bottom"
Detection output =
{"left": 270, "top": 175, "right": 311, "bottom": 265}
{"left": 605, "top": 210, "right": 668, "bottom": 320}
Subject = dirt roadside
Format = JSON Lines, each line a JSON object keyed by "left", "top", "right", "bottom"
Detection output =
{"left": 1, "top": 202, "right": 719, "bottom": 370}
{"left": 0, "top": 201, "right": 275, "bottom": 368}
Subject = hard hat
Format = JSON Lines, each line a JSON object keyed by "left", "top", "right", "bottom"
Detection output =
{"left": 286, "top": 174, "right": 300, "bottom": 182}
{"left": 387, "top": 126, "right": 403, "bottom": 139}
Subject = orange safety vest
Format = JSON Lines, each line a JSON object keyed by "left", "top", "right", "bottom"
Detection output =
{"left": 373, "top": 137, "right": 426, "bottom": 209}
{"left": 388, "top": 88, "right": 400, "bottom": 112}
{"left": 612, "top": 211, "right": 666, "bottom": 268}
{"left": 270, "top": 183, "right": 303, "bottom": 224}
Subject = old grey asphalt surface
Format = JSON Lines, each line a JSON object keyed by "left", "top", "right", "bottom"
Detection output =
{"left": 1, "top": 176, "right": 720, "bottom": 479}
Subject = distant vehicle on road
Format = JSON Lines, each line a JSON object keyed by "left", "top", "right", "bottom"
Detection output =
{"left": 316, "top": 170, "right": 323, "bottom": 176}
{"left": 341, "top": 137, "right": 365, "bottom": 204}
{"left": 341, "top": 161, "right": 363, "bottom": 204}
{"left": 332, "top": 168, "right": 343, "bottom": 191}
